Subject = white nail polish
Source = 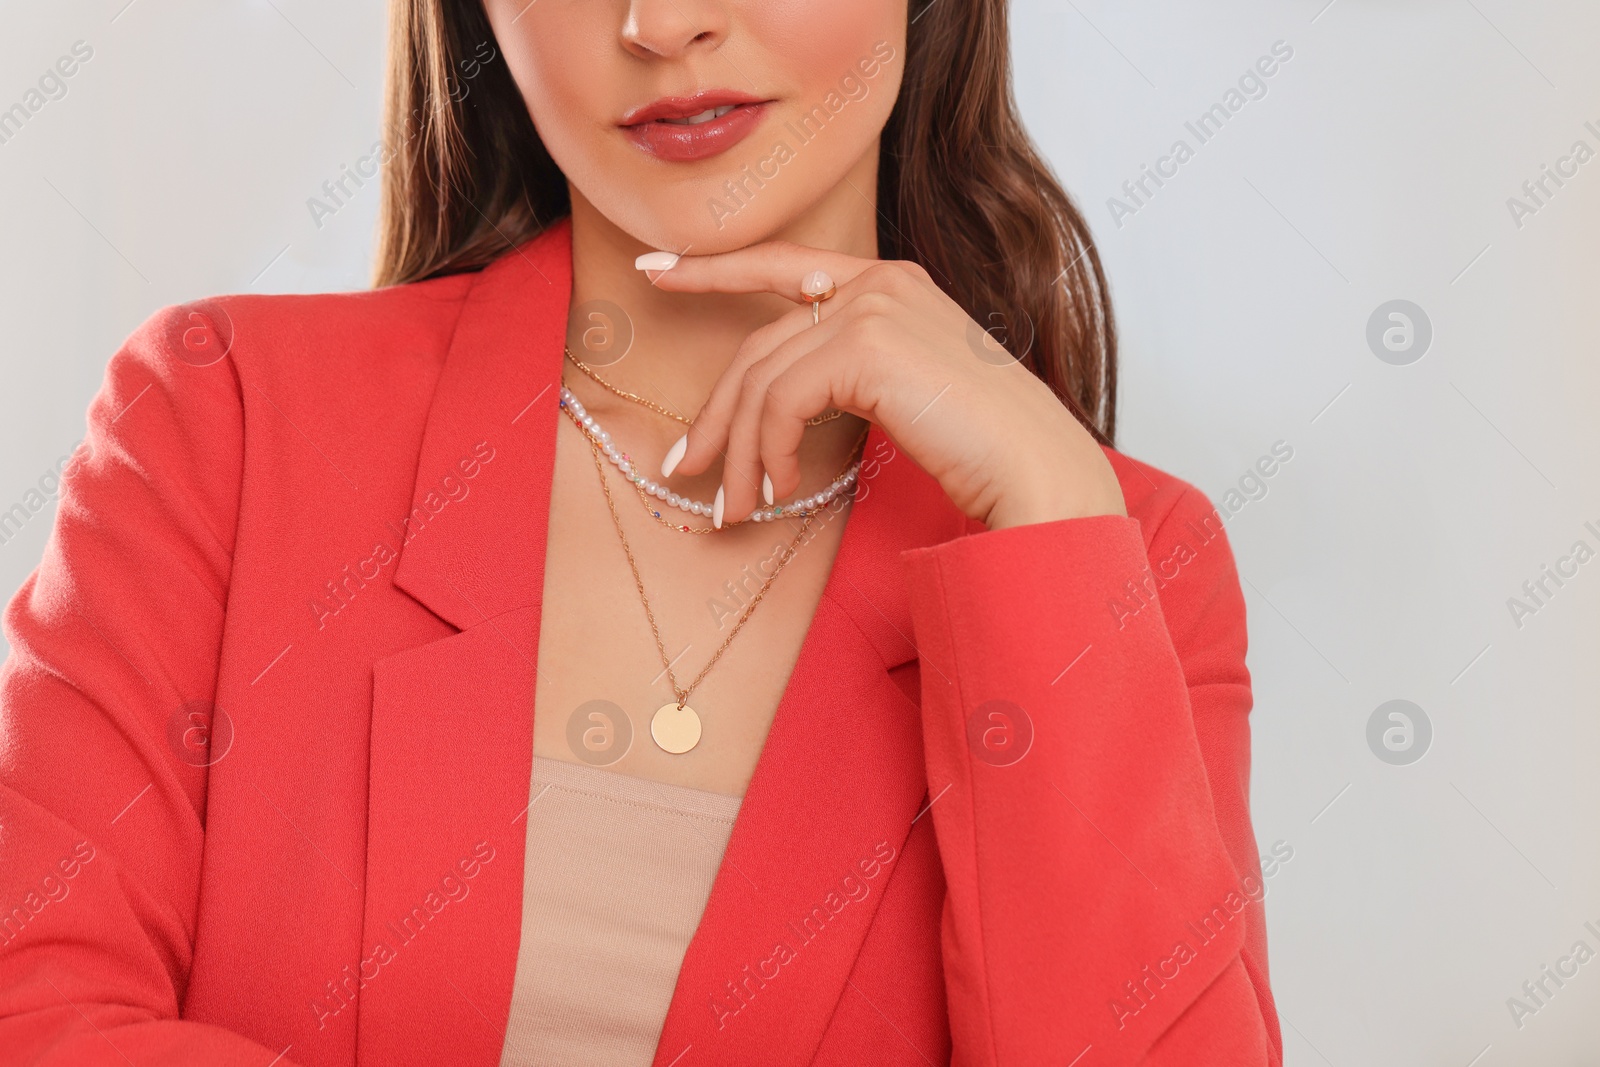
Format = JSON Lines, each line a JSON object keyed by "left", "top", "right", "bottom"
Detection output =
{"left": 635, "top": 251, "right": 681, "bottom": 272}
{"left": 661, "top": 434, "right": 687, "bottom": 478}
{"left": 761, "top": 473, "right": 774, "bottom": 506}
{"left": 712, "top": 486, "right": 725, "bottom": 529}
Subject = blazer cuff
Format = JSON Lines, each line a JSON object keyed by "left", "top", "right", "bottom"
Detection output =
{"left": 900, "top": 514, "right": 1157, "bottom": 651}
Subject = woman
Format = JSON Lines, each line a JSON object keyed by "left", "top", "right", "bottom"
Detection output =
{"left": 0, "top": 0, "right": 1280, "bottom": 1064}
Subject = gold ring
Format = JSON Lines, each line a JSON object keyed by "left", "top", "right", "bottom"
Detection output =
{"left": 800, "top": 270, "right": 836, "bottom": 326}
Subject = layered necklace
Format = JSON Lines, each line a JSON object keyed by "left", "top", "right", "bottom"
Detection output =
{"left": 559, "top": 348, "right": 867, "bottom": 754}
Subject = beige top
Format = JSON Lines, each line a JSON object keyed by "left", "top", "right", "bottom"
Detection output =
{"left": 498, "top": 756, "right": 742, "bottom": 1067}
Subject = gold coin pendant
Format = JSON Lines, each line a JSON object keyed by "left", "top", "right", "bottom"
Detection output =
{"left": 650, "top": 702, "right": 702, "bottom": 755}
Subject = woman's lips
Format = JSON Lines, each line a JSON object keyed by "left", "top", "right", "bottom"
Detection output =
{"left": 620, "top": 98, "right": 771, "bottom": 163}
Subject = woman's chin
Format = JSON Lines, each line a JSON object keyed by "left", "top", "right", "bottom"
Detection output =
{"left": 599, "top": 197, "right": 797, "bottom": 258}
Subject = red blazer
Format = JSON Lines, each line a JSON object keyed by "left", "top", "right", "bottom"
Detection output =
{"left": 0, "top": 220, "right": 1280, "bottom": 1066}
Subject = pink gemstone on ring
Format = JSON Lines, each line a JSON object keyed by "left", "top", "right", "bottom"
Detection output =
{"left": 800, "top": 270, "right": 836, "bottom": 302}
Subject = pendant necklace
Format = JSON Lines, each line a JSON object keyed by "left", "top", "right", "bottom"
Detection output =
{"left": 565, "top": 404, "right": 850, "bottom": 754}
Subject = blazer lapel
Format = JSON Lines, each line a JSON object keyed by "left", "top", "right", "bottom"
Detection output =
{"left": 356, "top": 221, "right": 572, "bottom": 1067}
{"left": 652, "top": 431, "right": 967, "bottom": 1067}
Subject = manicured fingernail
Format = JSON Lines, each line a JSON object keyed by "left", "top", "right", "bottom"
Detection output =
{"left": 761, "top": 473, "right": 774, "bottom": 506}
{"left": 712, "top": 486, "right": 725, "bottom": 529}
{"left": 661, "top": 434, "right": 687, "bottom": 478}
{"left": 635, "top": 251, "right": 681, "bottom": 272}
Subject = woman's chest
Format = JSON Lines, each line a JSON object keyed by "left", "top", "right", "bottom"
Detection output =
{"left": 530, "top": 424, "right": 855, "bottom": 795}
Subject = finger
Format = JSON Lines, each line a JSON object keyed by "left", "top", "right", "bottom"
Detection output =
{"left": 672, "top": 258, "right": 938, "bottom": 487}
{"left": 671, "top": 295, "right": 843, "bottom": 478}
{"left": 675, "top": 260, "right": 919, "bottom": 477}
{"left": 733, "top": 273, "right": 925, "bottom": 499}
{"left": 756, "top": 323, "right": 881, "bottom": 504}
{"left": 714, "top": 308, "right": 847, "bottom": 520}
{"left": 715, "top": 379, "right": 765, "bottom": 526}
{"left": 640, "top": 240, "right": 876, "bottom": 298}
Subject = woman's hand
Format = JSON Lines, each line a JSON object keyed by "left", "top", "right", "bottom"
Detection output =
{"left": 642, "top": 241, "right": 1126, "bottom": 530}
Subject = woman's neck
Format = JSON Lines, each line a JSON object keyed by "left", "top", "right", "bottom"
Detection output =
{"left": 564, "top": 144, "right": 881, "bottom": 430}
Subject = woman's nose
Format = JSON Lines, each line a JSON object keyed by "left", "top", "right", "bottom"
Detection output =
{"left": 620, "top": 0, "right": 730, "bottom": 60}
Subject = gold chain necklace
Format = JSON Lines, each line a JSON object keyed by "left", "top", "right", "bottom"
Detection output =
{"left": 576, "top": 419, "right": 821, "bottom": 755}
{"left": 564, "top": 346, "right": 844, "bottom": 427}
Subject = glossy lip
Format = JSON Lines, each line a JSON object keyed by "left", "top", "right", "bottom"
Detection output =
{"left": 620, "top": 89, "right": 775, "bottom": 163}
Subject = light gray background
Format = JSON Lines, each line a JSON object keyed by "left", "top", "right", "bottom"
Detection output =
{"left": 1, "top": 1, "right": 1596, "bottom": 1063}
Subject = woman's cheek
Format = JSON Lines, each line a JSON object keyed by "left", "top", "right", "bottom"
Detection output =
{"left": 516, "top": 45, "right": 614, "bottom": 170}
{"left": 760, "top": 0, "right": 900, "bottom": 83}
{"left": 487, "top": 4, "right": 617, "bottom": 172}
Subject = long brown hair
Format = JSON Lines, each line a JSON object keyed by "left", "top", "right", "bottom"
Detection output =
{"left": 375, "top": 0, "right": 1117, "bottom": 442}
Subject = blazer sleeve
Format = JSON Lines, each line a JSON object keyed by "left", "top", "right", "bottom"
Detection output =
{"left": 901, "top": 482, "right": 1282, "bottom": 1067}
{"left": 0, "top": 307, "right": 293, "bottom": 1065}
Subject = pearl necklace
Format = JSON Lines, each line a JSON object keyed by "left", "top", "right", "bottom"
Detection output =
{"left": 558, "top": 385, "right": 861, "bottom": 525}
